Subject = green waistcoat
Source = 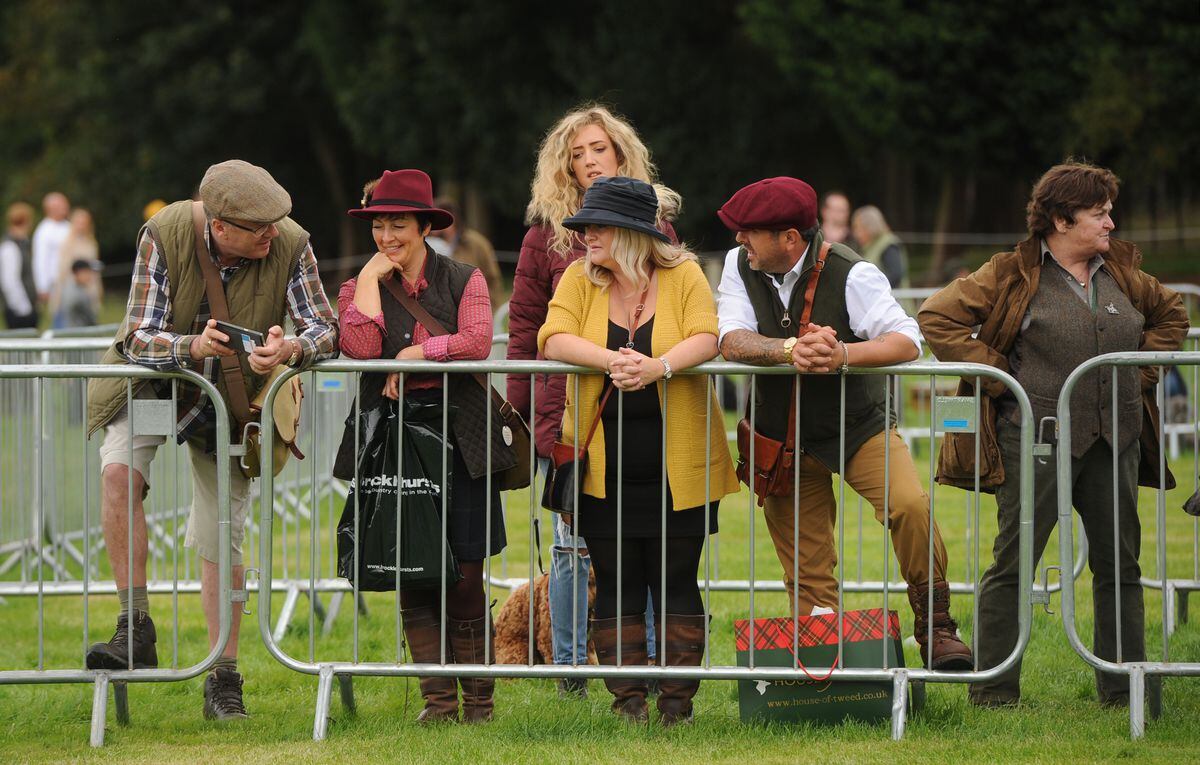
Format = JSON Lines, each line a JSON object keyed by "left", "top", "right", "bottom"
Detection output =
{"left": 736, "top": 232, "right": 888, "bottom": 469}
{"left": 86, "top": 200, "right": 309, "bottom": 437}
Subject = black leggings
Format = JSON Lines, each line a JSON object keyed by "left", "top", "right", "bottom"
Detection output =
{"left": 399, "top": 560, "right": 486, "bottom": 621}
{"left": 587, "top": 535, "right": 705, "bottom": 619}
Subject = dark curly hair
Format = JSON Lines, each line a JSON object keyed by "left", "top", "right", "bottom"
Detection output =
{"left": 1026, "top": 160, "right": 1119, "bottom": 239}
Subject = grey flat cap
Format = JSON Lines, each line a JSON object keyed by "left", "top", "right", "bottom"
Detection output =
{"left": 199, "top": 159, "right": 292, "bottom": 224}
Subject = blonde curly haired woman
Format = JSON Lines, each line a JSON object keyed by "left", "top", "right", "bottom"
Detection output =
{"left": 539, "top": 177, "right": 738, "bottom": 725}
{"left": 506, "top": 104, "right": 678, "bottom": 697}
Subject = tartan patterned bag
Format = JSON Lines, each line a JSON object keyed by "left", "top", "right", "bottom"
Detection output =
{"left": 733, "top": 608, "right": 921, "bottom": 724}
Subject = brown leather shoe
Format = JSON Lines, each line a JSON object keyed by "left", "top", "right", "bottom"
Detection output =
{"left": 593, "top": 615, "right": 650, "bottom": 723}
{"left": 448, "top": 616, "right": 495, "bottom": 723}
{"left": 908, "top": 581, "right": 974, "bottom": 671}
{"left": 401, "top": 606, "right": 459, "bottom": 723}
{"left": 655, "top": 614, "right": 706, "bottom": 727}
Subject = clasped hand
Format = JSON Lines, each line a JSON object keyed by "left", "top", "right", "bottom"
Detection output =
{"left": 790, "top": 323, "right": 844, "bottom": 373}
{"left": 608, "top": 347, "right": 664, "bottom": 391}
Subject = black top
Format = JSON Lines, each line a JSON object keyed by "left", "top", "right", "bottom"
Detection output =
{"left": 578, "top": 317, "right": 718, "bottom": 539}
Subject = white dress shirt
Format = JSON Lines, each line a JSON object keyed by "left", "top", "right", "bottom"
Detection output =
{"left": 0, "top": 239, "right": 33, "bottom": 315}
{"left": 31, "top": 217, "right": 71, "bottom": 296}
{"left": 717, "top": 245, "right": 921, "bottom": 353}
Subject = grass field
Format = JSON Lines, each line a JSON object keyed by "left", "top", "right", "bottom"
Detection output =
{"left": 3, "top": 430, "right": 1200, "bottom": 763}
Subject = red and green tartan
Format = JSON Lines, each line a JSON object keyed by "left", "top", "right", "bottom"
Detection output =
{"left": 733, "top": 608, "right": 900, "bottom": 651}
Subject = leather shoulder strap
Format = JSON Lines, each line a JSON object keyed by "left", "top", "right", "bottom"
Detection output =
{"left": 797, "top": 241, "right": 832, "bottom": 330}
{"left": 192, "top": 202, "right": 253, "bottom": 428}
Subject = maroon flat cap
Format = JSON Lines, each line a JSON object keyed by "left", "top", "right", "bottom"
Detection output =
{"left": 717, "top": 177, "right": 818, "bottom": 232}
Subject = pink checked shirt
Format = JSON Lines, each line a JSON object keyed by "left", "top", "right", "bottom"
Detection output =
{"left": 337, "top": 265, "right": 492, "bottom": 390}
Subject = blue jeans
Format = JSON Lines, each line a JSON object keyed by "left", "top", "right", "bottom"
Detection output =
{"left": 543, "top": 460, "right": 655, "bottom": 665}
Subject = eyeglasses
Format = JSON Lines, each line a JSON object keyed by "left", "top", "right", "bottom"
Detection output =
{"left": 220, "top": 218, "right": 274, "bottom": 238}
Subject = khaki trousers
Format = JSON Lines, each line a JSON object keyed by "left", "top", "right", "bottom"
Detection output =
{"left": 762, "top": 429, "right": 949, "bottom": 616}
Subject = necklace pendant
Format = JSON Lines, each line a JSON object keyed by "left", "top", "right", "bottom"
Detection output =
{"left": 780, "top": 311, "right": 792, "bottom": 329}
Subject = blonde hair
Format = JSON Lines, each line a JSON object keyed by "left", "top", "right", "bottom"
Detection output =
{"left": 584, "top": 225, "right": 695, "bottom": 293}
{"left": 526, "top": 103, "right": 680, "bottom": 257}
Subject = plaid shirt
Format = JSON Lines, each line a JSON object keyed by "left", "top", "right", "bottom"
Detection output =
{"left": 122, "top": 227, "right": 337, "bottom": 449}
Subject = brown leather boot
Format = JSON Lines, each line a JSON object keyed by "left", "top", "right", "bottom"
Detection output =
{"left": 592, "top": 615, "right": 649, "bottom": 722}
{"left": 908, "top": 581, "right": 974, "bottom": 670}
{"left": 401, "top": 606, "right": 459, "bottom": 723}
{"left": 448, "top": 616, "right": 495, "bottom": 723}
{"left": 655, "top": 614, "right": 706, "bottom": 727}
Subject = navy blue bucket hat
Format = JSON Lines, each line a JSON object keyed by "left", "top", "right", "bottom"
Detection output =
{"left": 562, "top": 176, "right": 670, "bottom": 243}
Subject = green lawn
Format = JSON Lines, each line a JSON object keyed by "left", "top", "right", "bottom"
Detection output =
{"left": 3, "top": 430, "right": 1200, "bottom": 763}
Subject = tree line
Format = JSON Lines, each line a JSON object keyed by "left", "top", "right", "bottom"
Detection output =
{"left": 1, "top": 0, "right": 1196, "bottom": 283}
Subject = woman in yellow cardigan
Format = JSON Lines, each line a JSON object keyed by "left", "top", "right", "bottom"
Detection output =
{"left": 538, "top": 176, "right": 738, "bottom": 726}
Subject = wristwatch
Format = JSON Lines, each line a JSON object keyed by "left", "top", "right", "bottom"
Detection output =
{"left": 659, "top": 355, "right": 673, "bottom": 380}
{"left": 781, "top": 336, "right": 798, "bottom": 362}
{"left": 286, "top": 340, "right": 302, "bottom": 367}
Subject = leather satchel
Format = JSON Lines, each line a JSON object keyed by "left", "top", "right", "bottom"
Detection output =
{"left": 191, "top": 202, "right": 303, "bottom": 480}
{"left": 379, "top": 277, "right": 532, "bottom": 491}
{"left": 736, "top": 242, "right": 830, "bottom": 506}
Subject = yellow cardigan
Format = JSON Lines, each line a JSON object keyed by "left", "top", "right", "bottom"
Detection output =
{"left": 537, "top": 258, "right": 740, "bottom": 510}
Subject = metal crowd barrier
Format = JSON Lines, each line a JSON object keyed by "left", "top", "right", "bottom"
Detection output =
{"left": 0, "top": 364, "right": 234, "bottom": 747}
{"left": 255, "top": 358, "right": 1035, "bottom": 741}
{"left": 1056, "top": 350, "right": 1200, "bottom": 739}
{"left": 0, "top": 338, "right": 369, "bottom": 642}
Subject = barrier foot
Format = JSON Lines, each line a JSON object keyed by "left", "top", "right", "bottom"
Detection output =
{"left": 323, "top": 592, "right": 343, "bottom": 638}
{"left": 310, "top": 591, "right": 327, "bottom": 623}
{"left": 273, "top": 583, "right": 302, "bottom": 644}
{"left": 1129, "top": 666, "right": 1145, "bottom": 740}
{"left": 357, "top": 592, "right": 370, "bottom": 618}
{"left": 90, "top": 673, "right": 109, "bottom": 747}
{"left": 890, "top": 671, "right": 908, "bottom": 741}
{"left": 1148, "top": 675, "right": 1162, "bottom": 721}
{"left": 313, "top": 665, "right": 335, "bottom": 742}
{"left": 1165, "top": 583, "right": 1177, "bottom": 638}
{"left": 337, "top": 674, "right": 356, "bottom": 716}
{"left": 113, "top": 682, "right": 130, "bottom": 726}
{"left": 1178, "top": 589, "right": 1189, "bottom": 627}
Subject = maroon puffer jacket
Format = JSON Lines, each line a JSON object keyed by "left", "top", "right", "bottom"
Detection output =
{"left": 505, "top": 220, "right": 678, "bottom": 457}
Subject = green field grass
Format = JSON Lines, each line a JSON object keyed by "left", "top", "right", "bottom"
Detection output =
{"left": 3, "top": 431, "right": 1200, "bottom": 763}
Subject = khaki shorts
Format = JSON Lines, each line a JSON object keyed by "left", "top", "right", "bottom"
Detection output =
{"left": 99, "top": 405, "right": 252, "bottom": 565}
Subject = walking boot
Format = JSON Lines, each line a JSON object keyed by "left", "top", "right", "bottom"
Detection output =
{"left": 203, "top": 667, "right": 249, "bottom": 720}
{"left": 592, "top": 615, "right": 649, "bottom": 723}
{"left": 401, "top": 606, "right": 459, "bottom": 723}
{"left": 448, "top": 616, "right": 496, "bottom": 723}
{"left": 908, "top": 581, "right": 974, "bottom": 671}
{"left": 86, "top": 609, "right": 158, "bottom": 670}
{"left": 655, "top": 614, "right": 706, "bottom": 727}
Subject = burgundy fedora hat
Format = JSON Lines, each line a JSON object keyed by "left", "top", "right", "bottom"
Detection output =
{"left": 348, "top": 169, "right": 454, "bottom": 229}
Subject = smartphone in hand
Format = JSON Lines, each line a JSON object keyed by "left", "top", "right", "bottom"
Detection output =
{"left": 212, "top": 320, "right": 266, "bottom": 355}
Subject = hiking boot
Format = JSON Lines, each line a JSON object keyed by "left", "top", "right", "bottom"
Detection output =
{"left": 557, "top": 677, "right": 588, "bottom": 699}
{"left": 203, "top": 667, "right": 249, "bottom": 720}
{"left": 86, "top": 610, "right": 158, "bottom": 670}
{"left": 908, "top": 581, "right": 974, "bottom": 671}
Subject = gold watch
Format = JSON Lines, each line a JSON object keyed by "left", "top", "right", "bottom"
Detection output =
{"left": 286, "top": 340, "right": 302, "bottom": 367}
{"left": 781, "top": 336, "right": 798, "bottom": 362}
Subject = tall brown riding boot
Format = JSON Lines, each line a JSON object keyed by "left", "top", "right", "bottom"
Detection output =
{"left": 908, "top": 581, "right": 974, "bottom": 670}
{"left": 401, "top": 606, "right": 459, "bottom": 723}
{"left": 655, "top": 614, "right": 706, "bottom": 727}
{"left": 448, "top": 616, "right": 496, "bottom": 723}
{"left": 592, "top": 615, "right": 650, "bottom": 722}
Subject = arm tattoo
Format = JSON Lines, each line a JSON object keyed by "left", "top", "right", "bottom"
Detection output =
{"left": 875, "top": 331, "right": 897, "bottom": 343}
{"left": 720, "top": 329, "right": 784, "bottom": 365}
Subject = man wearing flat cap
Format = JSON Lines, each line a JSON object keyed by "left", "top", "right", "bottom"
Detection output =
{"left": 85, "top": 160, "right": 338, "bottom": 718}
{"left": 715, "top": 176, "right": 972, "bottom": 670}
